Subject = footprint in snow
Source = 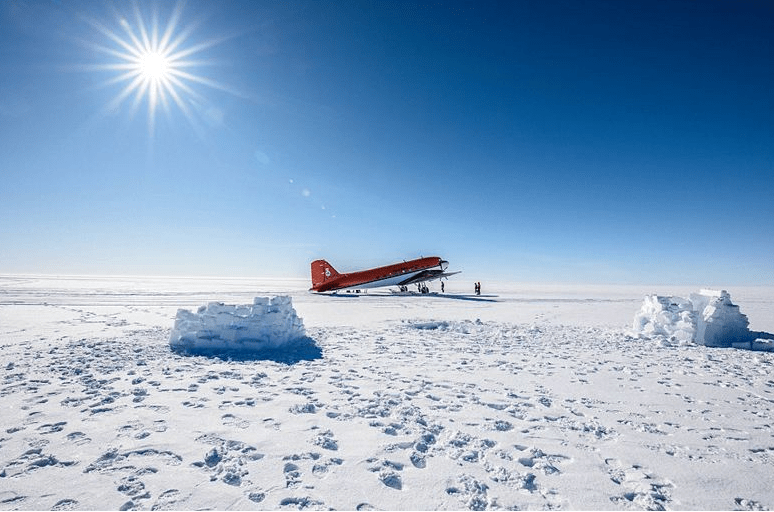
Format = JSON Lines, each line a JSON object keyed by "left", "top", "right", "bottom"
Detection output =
{"left": 734, "top": 498, "right": 768, "bottom": 511}
{"left": 116, "top": 474, "right": 149, "bottom": 499}
{"left": 314, "top": 456, "right": 344, "bottom": 476}
{"left": 446, "top": 474, "right": 490, "bottom": 510}
{"left": 283, "top": 461, "right": 301, "bottom": 486}
{"left": 380, "top": 471, "right": 402, "bottom": 490}
{"left": 277, "top": 496, "right": 326, "bottom": 510}
{"left": 312, "top": 429, "right": 338, "bottom": 451}
{"left": 221, "top": 413, "right": 250, "bottom": 429}
{"left": 517, "top": 447, "right": 571, "bottom": 475}
{"left": 1, "top": 448, "right": 77, "bottom": 477}
{"left": 0, "top": 492, "right": 27, "bottom": 506}
{"left": 246, "top": 490, "right": 266, "bottom": 503}
{"left": 410, "top": 452, "right": 426, "bottom": 468}
{"left": 51, "top": 498, "right": 79, "bottom": 510}
{"left": 181, "top": 398, "right": 207, "bottom": 409}
{"left": 605, "top": 458, "right": 673, "bottom": 510}
{"left": 151, "top": 489, "right": 183, "bottom": 511}
{"left": 84, "top": 448, "right": 182, "bottom": 474}
{"left": 66, "top": 431, "right": 91, "bottom": 445}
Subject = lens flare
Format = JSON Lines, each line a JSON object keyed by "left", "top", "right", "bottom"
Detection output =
{"left": 82, "top": 1, "right": 232, "bottom": 136}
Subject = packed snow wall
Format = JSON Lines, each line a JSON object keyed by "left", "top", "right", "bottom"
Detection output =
{"left": 169, "top": 296, "right": 307, "bottom": 354}
{"left": 632, "top": 289, "right": 763, "bottom": 348}
{"left": 632, "top": 295, "right": 697, "bottom": 343}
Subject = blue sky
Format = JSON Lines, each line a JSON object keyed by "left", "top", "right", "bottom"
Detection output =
{"left": 1, "top": 0, "right": 772, "bottom": 285}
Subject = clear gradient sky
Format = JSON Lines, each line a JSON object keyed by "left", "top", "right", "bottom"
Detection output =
{"left": 1, "top": 0, "right": 772, "bottom": 285}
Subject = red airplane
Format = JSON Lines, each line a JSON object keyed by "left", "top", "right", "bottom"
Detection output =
{"left": 310, "top": 256, "right": 459, "bottom": 293}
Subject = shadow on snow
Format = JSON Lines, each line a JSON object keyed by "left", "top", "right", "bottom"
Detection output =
{"left": 326, "top": 292, "right": 499, "bottom": 303}
{"left": 169, "top": 336, "right": 323, "bottom": 365}
{"left": 738, "top": 330, "right": 774, "bottom": 352}
{"left": 433, "top": 294, "right": 499, "bottom": 303}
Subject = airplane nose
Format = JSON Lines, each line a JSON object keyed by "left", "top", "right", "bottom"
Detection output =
{"left": 440, "top": 260, "right": 448, "bottom": 271}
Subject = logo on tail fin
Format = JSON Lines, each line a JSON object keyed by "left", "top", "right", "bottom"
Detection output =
{"left": 311, "top": 259, "right": 340, "bottom": 291}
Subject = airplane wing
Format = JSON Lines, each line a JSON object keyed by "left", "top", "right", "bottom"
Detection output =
{"left": 398, "top": 270, "right": 461, "bottom": 286}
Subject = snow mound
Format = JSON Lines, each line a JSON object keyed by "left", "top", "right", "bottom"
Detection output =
{"left": 631, "top": 295, "right": 696, "bottom": 343}
{"left": 170, "top": 296, "right": 307, "bottom": 354}
{"left": 632, "top": 289, "right": 756, "bottom": 348}
{"left": 404, "top": 319, "right": 485, "bottom": 334}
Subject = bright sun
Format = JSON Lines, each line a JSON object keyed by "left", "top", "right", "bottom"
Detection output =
{"left": 137, "top": 51, "right": 171, "bottom": 82}
{"left": 84, "top": 1, "right": 228, "bottom": 135}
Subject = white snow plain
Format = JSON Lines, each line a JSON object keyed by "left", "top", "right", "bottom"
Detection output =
{"left": 1, "top": 275, "right": 774, "bottom": 511}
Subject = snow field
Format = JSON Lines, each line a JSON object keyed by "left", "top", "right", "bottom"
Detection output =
{"left": 0, "top": 276, "right": 773, "bottom": 510}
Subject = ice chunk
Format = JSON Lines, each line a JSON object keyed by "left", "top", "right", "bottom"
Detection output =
{"left": 631, "top": 295, "right": 695, "bottom": 343}
{"left": 169, "top": 296, "right": 306, "bottom": 354}
{"left": 632, "top": 289, "right": 754, "bottom": 348}
{"left": 752, "top": 339, "right": 774, "bottom": 352}
{"left": 689, "top": 290, "right": 750, "bottom": 348}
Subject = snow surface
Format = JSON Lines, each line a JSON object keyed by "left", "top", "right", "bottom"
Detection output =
{"left": 1, "top": 275, "right": 774, "bottom": 510}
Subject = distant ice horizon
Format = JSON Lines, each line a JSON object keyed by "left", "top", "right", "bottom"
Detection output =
{"left": 5, "top": 271, "right": 773, "bottom": 288}
{"left": 3, "top": 274, "right": 772, "bottom": 334}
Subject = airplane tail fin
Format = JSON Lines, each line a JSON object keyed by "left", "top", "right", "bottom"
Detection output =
{"left": 311, "top": 259, "right": 340, "bottom": 289}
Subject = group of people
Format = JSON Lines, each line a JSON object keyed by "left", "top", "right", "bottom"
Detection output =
{"left": 474, "top": 281, "right": 482, "bottom": 295}
{"left": 399, "top": 284, "right": 433, "bottom": 293}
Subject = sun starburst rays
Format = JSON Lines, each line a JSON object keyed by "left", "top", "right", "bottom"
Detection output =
{"left": 84, "top": 1, "right": 227, "bottom": 136}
